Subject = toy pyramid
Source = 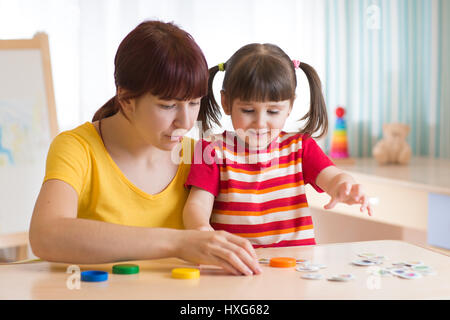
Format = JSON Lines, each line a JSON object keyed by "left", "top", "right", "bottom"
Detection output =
{"left": 329, "top": 106, "right": 355, "bottom": 165}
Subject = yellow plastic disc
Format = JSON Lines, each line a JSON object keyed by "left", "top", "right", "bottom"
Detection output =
{"left": 171, "top": 268, "right": 200, "bottom": 279}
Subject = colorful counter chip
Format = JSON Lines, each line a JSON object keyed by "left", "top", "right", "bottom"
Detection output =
{"left": 112, "top": 264, "right": 140, "bottom": 275}
{"left": 269, "top": 257, "right": 297, "bottom": 268}
{"left": 81, "top": 270, "right": 108, "bottom": 282}
{"left": 171, "top": 268, "right": 200, "bottom": 279}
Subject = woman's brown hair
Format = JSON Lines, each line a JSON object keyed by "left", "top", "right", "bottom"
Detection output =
{"left": 93, "top": 20, "right": 209, "bottom": 122}
{"left": 201, "top": 43, "right": 328, "bottom": 138}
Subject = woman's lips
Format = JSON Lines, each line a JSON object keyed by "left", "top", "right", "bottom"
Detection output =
{"left": 169, "top": 135, "right": 183, "bottom": 142}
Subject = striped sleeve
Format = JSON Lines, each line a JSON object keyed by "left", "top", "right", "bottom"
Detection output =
{"left": 184, "top": 139, "right": 220, "bottom": 197}
{"left": 302, "top": 135, "right": 335, "bottom": 192}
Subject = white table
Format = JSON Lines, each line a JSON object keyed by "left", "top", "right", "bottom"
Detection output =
{"left": 0, "top": 240, "right": 449, "bottom": 300}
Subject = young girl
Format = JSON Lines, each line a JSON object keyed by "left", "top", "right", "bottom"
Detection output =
{"left": 183, "top": 43, "right": 373, "bottom": 248}
{"left": 29, "top": 21, "right": 261, "bottom": 276}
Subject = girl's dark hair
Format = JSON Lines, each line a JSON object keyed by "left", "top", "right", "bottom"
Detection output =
{"left": 93, "top": 20, "right": 209, "bottom": 121}
{"left": 201, "top": 43, "right": 328, "bottom": 138}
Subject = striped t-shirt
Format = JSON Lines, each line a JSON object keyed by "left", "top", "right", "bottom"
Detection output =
{"left": 185, "top": 131, "right": 334, "bottom": 248}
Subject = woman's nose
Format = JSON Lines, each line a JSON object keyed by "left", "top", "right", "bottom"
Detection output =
{"left": 174, "top": 104, "right": 191, "bottom": 129}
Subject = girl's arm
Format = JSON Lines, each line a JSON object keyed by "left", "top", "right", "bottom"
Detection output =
{"left": 315, "top": 166, "right": 373, "bottom": 216}
{"left": 29, "top": 180, "right": 261, "bottom": 276}
{"left": 183, "top": 186, "right": 215, "bottom": 231}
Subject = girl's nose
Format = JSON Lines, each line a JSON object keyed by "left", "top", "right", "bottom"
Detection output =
{"left": 254, "top": 112, "right": 266, "bottom": 128}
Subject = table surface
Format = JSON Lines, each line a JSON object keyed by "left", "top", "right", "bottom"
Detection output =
{"left": 338, "top": 157, "right": 450, "bottom": 195}
{"left": 1, "top": 240, "right": 449, "bottom": 300}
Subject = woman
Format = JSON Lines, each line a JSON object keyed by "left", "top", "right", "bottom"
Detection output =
{"left": 29, "top": 20, "right": 261, "bottom": 277}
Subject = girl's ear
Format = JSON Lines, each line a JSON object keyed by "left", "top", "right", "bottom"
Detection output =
{"left": 221, "top": 90, "right": 231, "bottom": 115}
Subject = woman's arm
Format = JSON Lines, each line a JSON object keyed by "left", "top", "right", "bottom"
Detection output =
{"left": 315, "top": 166, "right": 373, "bottom": 216}
{"left": 29, "top": 180, "right": 261, "bottom": 275}
{"left": 29, "top": 179, "right": 181, "bottom": 263}
{"left": 183, "top": 186, "right": 215, "bottom": 231}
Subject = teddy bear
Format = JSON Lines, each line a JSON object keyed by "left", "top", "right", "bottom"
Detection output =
{"left": 372, "top": 123, "right": 411, "bottom": 165}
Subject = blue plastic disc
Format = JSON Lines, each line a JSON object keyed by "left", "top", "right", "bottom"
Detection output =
{"left": 81, "top": 270, "right": 108, "bottom": 282}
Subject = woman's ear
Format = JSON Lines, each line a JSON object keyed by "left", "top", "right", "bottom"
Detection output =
{"left": 221, "top": 90, "right": 231, "bottom": 115}
{"left": 117, "top": 87, "right": 136, "bottom": 117}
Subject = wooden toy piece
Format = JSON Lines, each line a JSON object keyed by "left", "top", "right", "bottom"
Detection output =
{"left": 269, "top": 257, "right": 297, "bottom": 268}
{"left": 171, "top": 268, "right": 200, "bottom": 279}
{"left": 329, "top": 106, "right": 355, "bottom": 165}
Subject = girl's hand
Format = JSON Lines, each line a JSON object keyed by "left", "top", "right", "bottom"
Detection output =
{"left": 324, "top": 182, "right": 373, "bottom": 216}
{"left": 174, "top": 230, "right": 262, "bottom": 276}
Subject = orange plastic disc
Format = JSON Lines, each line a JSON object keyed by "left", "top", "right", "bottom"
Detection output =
{"left": 269, "top": 257, "right": 297, "bottom": 268}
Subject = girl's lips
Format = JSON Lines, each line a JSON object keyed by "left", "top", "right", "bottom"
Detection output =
{"left": 248, "top": 130, "right": 269, "bottom": 136}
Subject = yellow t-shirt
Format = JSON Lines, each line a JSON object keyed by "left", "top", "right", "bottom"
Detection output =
{"left": 43, "top": 122, "right": 194, "bottom": 229}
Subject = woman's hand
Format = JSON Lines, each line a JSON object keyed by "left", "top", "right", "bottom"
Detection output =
{"left": 174, "top": 229, "right": 262, "bottom": 276}
{"left": 324, "top": 182, "right": 373, "bottom": 216}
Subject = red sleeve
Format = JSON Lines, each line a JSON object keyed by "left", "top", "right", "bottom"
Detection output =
{"left": 184, "top": 139, "right": 220, "bottom": 197}
{"left": 302, "top": 135, "right": 335, "bottom": 193}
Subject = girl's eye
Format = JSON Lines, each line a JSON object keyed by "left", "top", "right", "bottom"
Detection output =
{"left": 268, "top": 110, "right": 279, "bottom": 115}
{"left": 242, "top": 109, "right": 254, "bottom": 113}
{"left": 189, "top": 101, "right": 201, "bottom": 107}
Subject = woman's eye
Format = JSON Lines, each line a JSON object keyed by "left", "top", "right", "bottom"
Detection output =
{"left": 189, "top": 101, "right": 201, "bottom": 107}
{"left": 160, "top": 104, "right": 176, "bottom": 109}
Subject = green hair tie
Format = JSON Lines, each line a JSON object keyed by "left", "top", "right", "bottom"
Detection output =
{"left": 218, "top": 63, "right": 225, "bottom": 72}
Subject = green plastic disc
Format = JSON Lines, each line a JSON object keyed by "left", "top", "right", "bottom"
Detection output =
{"left": 112, "top": 264, "right": 140, "bottom": 275}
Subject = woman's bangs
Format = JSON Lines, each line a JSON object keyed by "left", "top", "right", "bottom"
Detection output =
{"left": 151, "top": 56, "right": 208, "bottom": 101}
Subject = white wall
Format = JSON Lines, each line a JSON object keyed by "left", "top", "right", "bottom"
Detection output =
{"left": 0, "top": 0, "right": 327, "bottom": 140}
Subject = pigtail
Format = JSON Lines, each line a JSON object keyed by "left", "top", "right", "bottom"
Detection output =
{"left": 92, "top": 96, "right": 120, "bottom": 121}
{"left": 198, "top": 64, "right": 224, "bottom": 133}
{"left": 298, "top": 62, "right": 328, "bottom": 139}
